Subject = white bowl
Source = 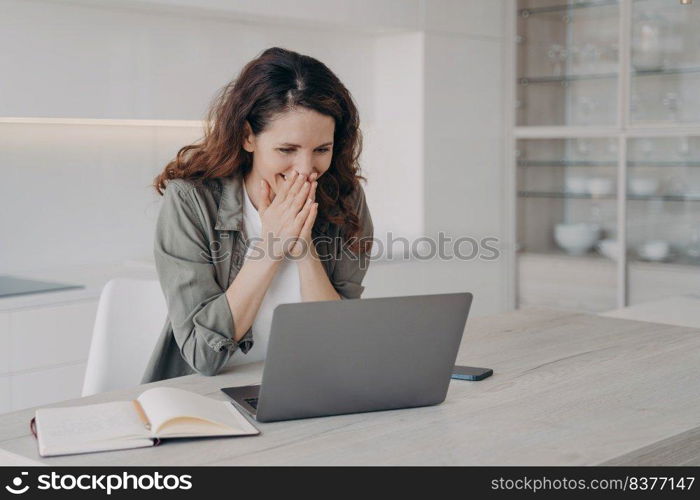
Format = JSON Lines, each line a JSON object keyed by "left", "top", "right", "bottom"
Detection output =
{"left": 637, "top": 240, "right": 670, "bottom": 261}
{"left": 596, "top": 238, "right": 621, "bottom": 261}
{"left": 685, "top": 243, "right": 700, "bottom": 259}
{"left": 554, "top": 223, "right": 601, "bottom": 256}
{"left": 629, "top": 177, "right": 659, "bottom": 196}
{"left": 565, "top": 177, "right": 589, "bottom": 194}
{"left": 587, "top": 177, "right": 615, "bottom": 196}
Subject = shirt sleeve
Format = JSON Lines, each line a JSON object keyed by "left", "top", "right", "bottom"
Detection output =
{"left": 153, "top": 182, "right": 253, "bottom": 377}
{"left": 331, "top": 184, "right": 374, "bottom": 300}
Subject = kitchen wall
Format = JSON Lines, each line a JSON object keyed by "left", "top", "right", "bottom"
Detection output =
{"left": 422, "top": 6, "right": 509, "bottom": 313}
{"left": 1, "top": 0, "right": 508, "bottom": 315}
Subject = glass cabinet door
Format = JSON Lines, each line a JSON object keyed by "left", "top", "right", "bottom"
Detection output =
{"left": 516, "top": 138, "right": 619, "bottom": 311}
{"left": 626, "top": 136, "right": 700, "bottom": 305}
{"left": 516, "top": 0, "right": 620, "bottom": 126}
{"left": 630, "top": 0, "right": 700, "bottom": 125}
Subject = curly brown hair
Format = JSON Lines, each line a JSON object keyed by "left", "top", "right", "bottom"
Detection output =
{"left": 153, "top": 47, "right": 367, "bottom": 252}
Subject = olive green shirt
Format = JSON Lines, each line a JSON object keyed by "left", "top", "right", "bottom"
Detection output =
{"left": 141, "top": 175, "right": 373, "bottom": 383}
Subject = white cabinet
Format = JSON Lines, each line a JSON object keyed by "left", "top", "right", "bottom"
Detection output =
{"left": 511, "top": 0, "right": 700, "bottom": 311}
{"left": 0, "top": 376, "right": 10, "bottom": 414}
{"left": 518, "top": 252, "right": 617, "bottom": 313}
{"left": 0, "top": 313, "right": 11, "bottom": 413}
{"left": 628, "top": 261, "right": 700, "bottom": 305}
{"left": 0, "top": 299, "right": 98, "bottom": 412}
{"left": 10, "top": 301, "right": 97, "bottom": 373}
{"left": 0, "top": 313, "right": 9, "bottom": 376}
{"left": 0, "top": 262, "right": 157, "bottom": 413}
{"left": 0, "top": 314, "right": 10, "bottom": 413}
{"left": 10, "top": 362, "right": 87, "bottom": 411}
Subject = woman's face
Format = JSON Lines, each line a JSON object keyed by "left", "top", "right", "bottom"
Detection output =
{"left": 243, "top": 107, "right": 335, "bottom": 198}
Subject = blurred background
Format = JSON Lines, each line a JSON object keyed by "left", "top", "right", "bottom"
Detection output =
{"left": 1, "top": 0, "right": 699, "bottom": 411}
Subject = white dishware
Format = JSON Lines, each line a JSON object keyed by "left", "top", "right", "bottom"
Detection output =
{"left": 565, "top": 176, "right": 589, "bottom": 194}
{"left": 631, "top": 11, "right": 666, "bottom": 71}
{"left": 686, "top": 227, "right": 700, "bottom": 259}
{"left": 662, "top": 92, "right": 680, "bottom": 122}
{"left": 547, "top": 44, "right": 567, "bottom": 77}
{"left": 628, "top": 177, "right": 659, "bottom": 196}
{"left": 637, "top": 240, "right": 671, "bottom": 262}
{"left": 580, "top": 43, "right": 600, "bottom": 74}
{"left": 587, "top": 177, "right": 615, "bottom": 196}
{"left": 575, "top": 138, "right": 591, "bottom": 157}
{"left": 596, "top": 238, "right": 621, "bottom": 261}
{"left": 685, "top": 243, "right": 700, "bottom": 260}
{"left": 576, "top": 96, "right": 598, "bottom": 125}
{"left": 554, "top": 223, "right": 601, "bottom": 256}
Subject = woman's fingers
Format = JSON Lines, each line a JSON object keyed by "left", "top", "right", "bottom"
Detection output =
{"left": 300, "top": 201, "right": 318, "bottom": 235}
{"left": 264, "top": 172, "right": 319, "bottom": 249}
{"left": 293, "top": 198, "right": 314, "bottom": 231}
{"left": 293, "top": 181, "right": 312, "bottom": 211}
{"left": 285, "top": 171, "right": 307, "bottom": 204}
{"left": 286, "top": 199, "right": 318, "bottom": 257}
{"left": 275, "top": 170, "right": 298, "bottom": 204}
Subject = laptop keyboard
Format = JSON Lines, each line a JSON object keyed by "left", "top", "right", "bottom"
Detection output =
{"left": 244, "top": 397, "right": 259, "bottom": 409}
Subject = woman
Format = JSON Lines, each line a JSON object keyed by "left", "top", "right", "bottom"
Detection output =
{"left": 141, "top": 47, "right": 373, "bottom": 383}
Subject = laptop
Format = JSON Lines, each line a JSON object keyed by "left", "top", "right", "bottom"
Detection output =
{"left": 221, "top": 292, "right": 472, "bottom": 423}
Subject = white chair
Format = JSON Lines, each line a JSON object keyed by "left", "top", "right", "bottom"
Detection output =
{"left": 82, "top": 278, "right": 167, "bottom": 397}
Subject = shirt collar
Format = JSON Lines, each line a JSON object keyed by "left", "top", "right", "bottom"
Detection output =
{"left": 214, "top": 174, "right": 330, "bottom": 233}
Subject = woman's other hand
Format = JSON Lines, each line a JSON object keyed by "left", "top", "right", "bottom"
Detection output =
{"left": 258, "top": 171, "right": 317, "bottom": 259}
{"left": 288, "top": 172, "right": 318, "bottom": 259}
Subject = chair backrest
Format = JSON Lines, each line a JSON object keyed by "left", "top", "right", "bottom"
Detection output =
{"left": 82, "top": 278, "right": 167, "bottom": 397}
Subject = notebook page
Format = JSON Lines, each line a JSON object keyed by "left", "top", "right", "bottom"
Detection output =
{"left": 137, "top": 387, "right": 258, "bottom": 436}
{"left": 35, "top": 401, "right": 152, "bottom": 456}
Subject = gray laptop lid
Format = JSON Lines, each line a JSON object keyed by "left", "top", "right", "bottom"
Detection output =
{"left": 255, "top": 292, "right": 472, "bottom": 422}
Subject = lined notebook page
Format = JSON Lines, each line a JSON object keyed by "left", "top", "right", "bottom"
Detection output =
{"left": 35, "top": 401, "right": 152, "bottom": 457}
{"left": 137, "top": 387, "right": 258, "bottom": 437}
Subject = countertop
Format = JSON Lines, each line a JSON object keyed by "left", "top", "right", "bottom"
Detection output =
{"left": 1, "top": 307, "right": 699, "bottom": 465}
{"left": 0, "top": 260, "right": 157, "bottom": 311}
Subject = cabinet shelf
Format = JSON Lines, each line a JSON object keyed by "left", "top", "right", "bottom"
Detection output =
{"left": 633, "top": 66, "right": 700, "bottom": 78}
{"left": 518, "top": 66, "right": 700, "bottom": 85}
{"left": 518, "top": 0, "right": 618, "bottom": 17}
{"left": 517, "top": 160, "right": 617, "bottom": 167}
{"left": 517, "top": 249, "right": 612, "bottom": 262}
{"left": 518, "top": 250, "right": 700, "bottom": 268}
{"left": 519, "top": 190, "right": 614, "bottom": 199}
{"left": 518, "top": 160, "right": 700, "bottom": 167}
{"left": 518, "top": 73, "right": 616, "bottom": 85}
{"left": 518, "top": 191, "right": 700, "bottom": 201}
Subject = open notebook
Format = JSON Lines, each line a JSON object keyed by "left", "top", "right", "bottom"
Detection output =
{"left": 31, "top": 387, "right": 259, "bottom": 457}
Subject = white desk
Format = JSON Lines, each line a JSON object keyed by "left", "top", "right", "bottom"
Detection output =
{"left": 1, "top": 308, "right": 699, "bottom": 466}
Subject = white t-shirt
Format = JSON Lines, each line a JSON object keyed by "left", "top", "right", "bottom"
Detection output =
{"left": 225, "top": 181, "right": 302, "bottom": 366}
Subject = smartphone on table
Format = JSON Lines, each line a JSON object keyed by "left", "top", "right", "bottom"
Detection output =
{"left": 452, "top": 365, "right": 493, "bottom": 381}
